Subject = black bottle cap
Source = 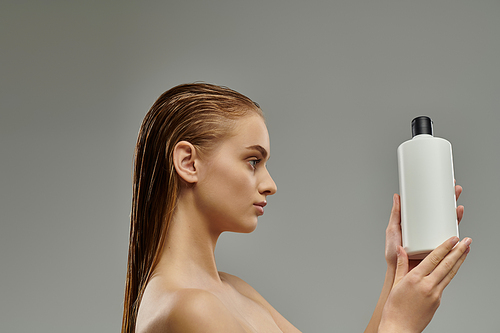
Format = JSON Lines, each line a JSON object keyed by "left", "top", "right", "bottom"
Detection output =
{"left": 411, "top": 116, "right": 434, "bottom": 137}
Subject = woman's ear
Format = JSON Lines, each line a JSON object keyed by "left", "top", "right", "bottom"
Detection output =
{"left": 173, "top": 141, "right": 199, "bottom": 184}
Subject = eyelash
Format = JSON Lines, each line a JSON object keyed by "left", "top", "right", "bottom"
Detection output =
{"left": 248, "top": 159, "right": 262, "bottom": 169}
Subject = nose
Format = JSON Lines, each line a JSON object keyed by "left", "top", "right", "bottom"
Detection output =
{"left": 259, "top": 168, "right": 277, "bottom": 196}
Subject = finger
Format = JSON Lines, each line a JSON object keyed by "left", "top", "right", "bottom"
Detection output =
{"left": 393, "top": 246, "right": 409, "bottom": 287}
{"left": 385, "top": 194, "right": 402, "bottom": 261}
{"left": 454, "top": 183, "right": 464, "bottom": 225}
{"left": 455, "top": 184, "right": 463, "bottom": 200}
{"left": 416, "top": 237, "right": 460, "bottom": 276}
{"left": 457, "top": 205, "right": 464, "bottom": 225}
{"left": 386, "top": 194, "right": 402, "bottom": 243}
{"left": 387, "top": 194, "right": 401, "bottom": 229}
{"left": 436, "top": 238, "right": 472, "bottom": 290}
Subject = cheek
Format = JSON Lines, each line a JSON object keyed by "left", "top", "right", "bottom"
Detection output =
{"left": 202, "top": 162, "right": 240, "bottom": 194}
{"left": 197, "top": 164, "right": 259, "bottom": 232}
{"left": 210, "top": 165, "right": 255, "bottom": 211}
{"left": 218, "top": 167, "right": 253, "bottom": 200}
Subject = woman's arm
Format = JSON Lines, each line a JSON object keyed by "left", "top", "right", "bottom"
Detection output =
{"left": 364, "top": 194, "right": 400, "bottom": 333}
{"left": 365, "top": 267, "right": 396, "bottom": 333}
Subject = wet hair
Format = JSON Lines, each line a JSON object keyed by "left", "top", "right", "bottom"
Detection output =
{"left": 122, "top": 83, "right": 262, "bottom": 332}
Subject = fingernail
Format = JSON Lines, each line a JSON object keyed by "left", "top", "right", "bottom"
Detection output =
{"left": 464, "top": 238, "right": 472, "bottom": 246}
{"left": 449, "top": 237, "right": 460, "bottom": 246}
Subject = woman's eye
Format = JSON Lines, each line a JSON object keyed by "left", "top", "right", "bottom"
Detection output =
{"left": 249, "top": 159, "right": 261, "bottom": 169}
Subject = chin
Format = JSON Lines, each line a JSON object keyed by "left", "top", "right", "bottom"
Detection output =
{"left": 234, "top": 219, "right": 258, "bottom": 234}
{"left": 241, "top": 224, "right": 258, "bottom": 233}
{"left": 219, "top": 215, "right": 259, "bottom": 234}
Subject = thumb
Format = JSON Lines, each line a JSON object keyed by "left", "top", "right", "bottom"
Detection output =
{"left": 389, "top": 194, "right": 401, "bottom": 226}
{"left": 387, "top": 194, "right": 401, "bottom": 233}
{"left": 393, "top": 246, "right": 409, "bottom": 287}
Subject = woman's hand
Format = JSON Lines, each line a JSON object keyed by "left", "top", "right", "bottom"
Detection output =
{"left": 385, "top": 185, "right": 465, "bottom": 271}
{"left": 365, "top": 186, "right": 466, "bottom": 333}
{"left": 379, "top": 236, "right": 471, "bottom": 332}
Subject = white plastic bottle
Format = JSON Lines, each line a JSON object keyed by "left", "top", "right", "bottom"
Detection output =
{"left": 397, "top": 116, "right": 459, "bottom": 259}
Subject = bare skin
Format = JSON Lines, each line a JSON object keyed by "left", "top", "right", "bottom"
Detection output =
{"left": 135, "top": 115, "right": 299, "bottom": 332}
{"left": 135, "top": 114, "right": 471, "bottom": 333}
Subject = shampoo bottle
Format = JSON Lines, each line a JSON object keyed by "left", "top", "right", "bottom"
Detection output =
{"left": 397, "top": 116, "right": 459, "bottom": 259}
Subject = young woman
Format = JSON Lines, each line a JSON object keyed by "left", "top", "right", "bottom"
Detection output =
{"left": 122, "top": 83, "right": 471, "bottom": 333}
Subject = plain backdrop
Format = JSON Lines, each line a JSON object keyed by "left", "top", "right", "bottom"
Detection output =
{"left": 1, "top": 1, "right": 499, "bottom": 332}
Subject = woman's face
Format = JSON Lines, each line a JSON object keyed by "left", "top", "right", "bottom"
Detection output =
{"left": 195, "top": 114, "right": 277, "bottom": 233}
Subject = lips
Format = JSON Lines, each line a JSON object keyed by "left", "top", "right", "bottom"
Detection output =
{"left": 254, "top": 201, "right": 267, "bottom": 215}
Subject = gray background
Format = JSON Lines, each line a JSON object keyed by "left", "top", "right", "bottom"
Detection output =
{"left": 1, "top": 1, "right": 498, "bottom": 332}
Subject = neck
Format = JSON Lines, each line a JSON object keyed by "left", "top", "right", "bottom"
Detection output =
{"left": 153, "top": 194, "right": 223, "bottom": 286}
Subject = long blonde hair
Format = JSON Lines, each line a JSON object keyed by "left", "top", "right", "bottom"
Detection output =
{"left": 122, "top": 83, "right": 263, "bottom": 332}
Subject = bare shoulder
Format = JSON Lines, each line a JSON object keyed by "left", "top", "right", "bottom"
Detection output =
{"left": 219, "top": 271, "right": 263, "bottom": 300}
{"left": 137, "top": 288, "right": 245, "bottom": 333}
{"left": 218, "top": 272, "right": 302, "bottom": 333}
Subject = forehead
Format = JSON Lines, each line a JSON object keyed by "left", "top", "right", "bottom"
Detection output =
{"left": 220, "top": 115, "right": 270, "bottom": 153}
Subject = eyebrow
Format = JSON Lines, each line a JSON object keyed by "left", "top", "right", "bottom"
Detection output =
{"left": 245, "top": 145, "right": 269, "bottom": 159}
